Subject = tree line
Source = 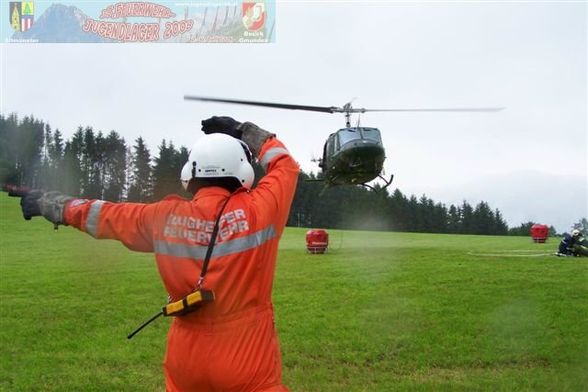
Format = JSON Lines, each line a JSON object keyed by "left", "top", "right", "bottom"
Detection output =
{"left": 0, "top": 114, "right": 565, "bottom": 235}
{"left": 288, "top": 172, "right": 510, "bottom": 235}
{"left": 0, "top": 114, "right": 189, "bottom": 202}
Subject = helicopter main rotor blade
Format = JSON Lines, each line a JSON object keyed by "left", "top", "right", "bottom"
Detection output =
{"left": 184, "top": 95, "right": 338, "bottom": 113}
{"left": 361, "top": 107, "right": 504, "bottom": 112}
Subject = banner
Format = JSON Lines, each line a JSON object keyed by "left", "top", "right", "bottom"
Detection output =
{"left": 3, "top": 1, "right": 276, "bottom": 43}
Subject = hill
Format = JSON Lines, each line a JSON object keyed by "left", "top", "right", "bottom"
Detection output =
{"left": 418, "top": 170, "right": 587, "bottom": 233}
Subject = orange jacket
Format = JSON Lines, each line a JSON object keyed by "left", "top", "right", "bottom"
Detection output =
{"left": 64, "top": 136, "right": 299, "bottom": 391}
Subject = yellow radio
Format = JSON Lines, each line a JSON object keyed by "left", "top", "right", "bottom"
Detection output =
{"left": 163, "top": 289, "right": 215, "bottom": 317}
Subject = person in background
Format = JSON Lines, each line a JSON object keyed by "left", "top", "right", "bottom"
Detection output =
{"left": 557, "top": 229, "right": 588, "bottom": 257}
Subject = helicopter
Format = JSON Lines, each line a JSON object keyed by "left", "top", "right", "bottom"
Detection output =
{"left": 184, "top": 95, "right": 503, "bottom": 190}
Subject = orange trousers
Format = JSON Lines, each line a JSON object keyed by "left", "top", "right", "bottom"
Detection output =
{"left": 164, "top": 307, "right": 288, "bottom": 392}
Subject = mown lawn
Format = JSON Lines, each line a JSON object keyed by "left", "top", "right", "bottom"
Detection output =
{"left": 1, "top": 193, "right": 587, "bottom": 391}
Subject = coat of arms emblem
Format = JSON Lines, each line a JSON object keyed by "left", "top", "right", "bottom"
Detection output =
{"left": 9, "top": 2, "right": 34, "bottom": 32}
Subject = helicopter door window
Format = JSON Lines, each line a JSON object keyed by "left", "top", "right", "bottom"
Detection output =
{"left": 327, "top": 135, "right": 336, "bottom": 155}
{"left": 360, "top": 128, "right": 382, "bottom": 143}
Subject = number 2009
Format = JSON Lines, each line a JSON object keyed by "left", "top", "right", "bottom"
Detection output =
{"left": 164, "top": 20, "right": 194, "bottom": 39}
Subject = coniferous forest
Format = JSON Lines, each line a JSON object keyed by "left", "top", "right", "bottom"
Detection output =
{"left": 0, "top": 114, "right": 554, "bottom": 235}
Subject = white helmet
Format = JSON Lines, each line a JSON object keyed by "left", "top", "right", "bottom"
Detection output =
{"left": 180, "top": 133, "right": 254, "bottom": 190}
{"left": 572, "top": 229, "right": 582, "bottom": 237}
{"left": 180, "top": 161, "right": 193, "bottom": 191}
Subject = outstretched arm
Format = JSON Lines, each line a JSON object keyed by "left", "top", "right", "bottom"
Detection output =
{"left": 20, "top": 191, "right": 157, "bottom": 252}
{"left": 65, "top": 199, "right": 157, "bottom": 252}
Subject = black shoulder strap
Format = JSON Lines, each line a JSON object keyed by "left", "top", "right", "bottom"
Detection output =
{"left": 196, "top": 196, "right": 231, "bottom": 288}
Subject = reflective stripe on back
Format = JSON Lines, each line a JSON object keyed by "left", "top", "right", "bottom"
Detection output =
{"left": 86, "top": 200, "right": 105, "bottom": 238}
{"left": 260, "top": 147, "right": 289, "bottom": 170}
{"left": 154, "top": 225, "right": 277, "bottom": 260}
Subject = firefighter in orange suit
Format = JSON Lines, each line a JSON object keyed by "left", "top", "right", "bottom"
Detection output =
{"left": 20, "top": 116, "right": 299, "bottom": 392}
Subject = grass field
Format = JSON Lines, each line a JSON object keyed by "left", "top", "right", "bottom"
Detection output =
{"left": 1, "top": 193, "right": 587, "bottom": 391}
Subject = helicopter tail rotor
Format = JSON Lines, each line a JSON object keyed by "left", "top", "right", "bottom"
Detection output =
{"left": 310, "top": 152, "right": 323, "bottom": 168}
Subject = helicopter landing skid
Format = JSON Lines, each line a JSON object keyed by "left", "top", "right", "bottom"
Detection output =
{"left": 361, "top": 174, "right": 394, "bottom": 192}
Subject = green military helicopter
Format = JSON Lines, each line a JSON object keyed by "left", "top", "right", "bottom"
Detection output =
{"left": 184, "top": 96, "right": 502, "bottom": 190}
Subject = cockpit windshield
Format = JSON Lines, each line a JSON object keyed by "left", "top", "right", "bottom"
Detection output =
{"left": 360, "top": 128, "right": 382, "bottom": 143}
{"left": 337, "top": 128, "right": 362, "bottom": 146}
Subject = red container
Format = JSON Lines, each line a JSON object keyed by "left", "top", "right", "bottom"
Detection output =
{"left": 530, "top": 224, "right": 549, "bottom": 243}
{"left": 306, "top": 229, "right": 329, "bottom": 254}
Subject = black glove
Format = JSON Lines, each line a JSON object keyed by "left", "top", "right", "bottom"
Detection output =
{"left": 201, "top": 116, "right": 242, "bottom": 139}
{"left": 20, "top": 190, "right": 43, "bottom": 220}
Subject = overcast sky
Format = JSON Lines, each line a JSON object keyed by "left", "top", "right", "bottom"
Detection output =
{"left": 1, "top": 1, "right": 586, "bottom": 231}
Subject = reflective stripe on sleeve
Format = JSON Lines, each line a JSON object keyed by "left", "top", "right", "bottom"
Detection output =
{"left": 259, "top": 147, "right": 290, "bottom": 171}
{"left": 154, "top": 225, "right": 277, "bottom": 260}
{"left": 86, "top": 200, "right": 105, "bottom": 238}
